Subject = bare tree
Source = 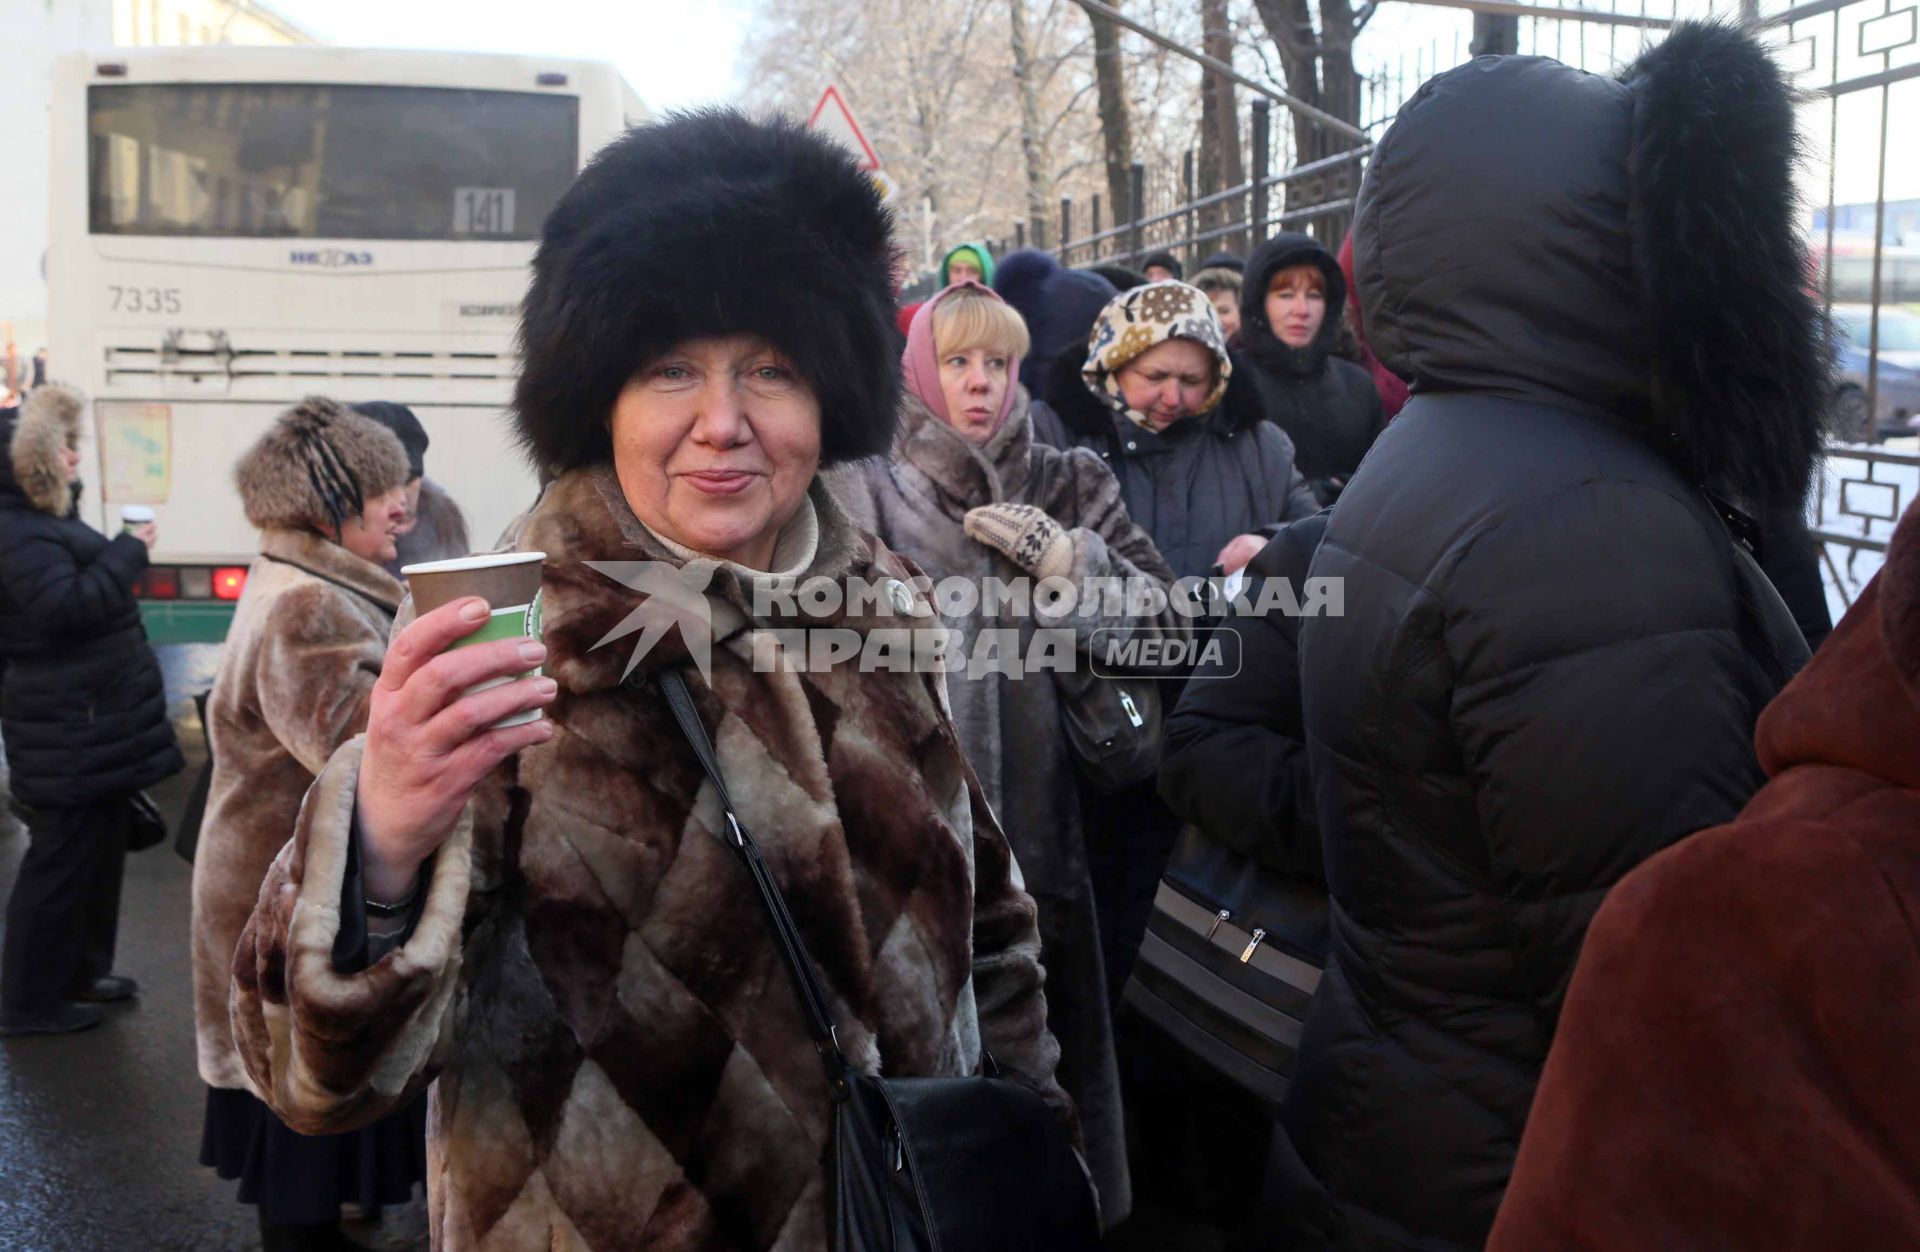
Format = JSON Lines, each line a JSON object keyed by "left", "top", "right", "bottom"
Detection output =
{"left": 1197, "top": 0, "right": 1245, "bottom": 255}
{"left": 1249, "top": 0, "right": 1368, "bottom": 240}
{"left": 739, "top": 0, "right": 1208, "bottom": 275}
{"left": 1009, "top": 0, "right": 1053, "bottom": 246}
{"left": 1077, "top": 0, "right": 1135, "bottom": 232}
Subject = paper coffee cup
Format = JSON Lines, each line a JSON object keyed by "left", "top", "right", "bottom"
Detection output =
{"left": 401, "top": 552, "right": 548, "bottom": 727}
{"left": 120, "top": 505, "right": 154, "bottom": 534}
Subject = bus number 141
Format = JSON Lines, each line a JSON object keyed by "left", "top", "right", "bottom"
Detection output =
{"left": 454, "top": 188, "right": 517, "bottom": 236}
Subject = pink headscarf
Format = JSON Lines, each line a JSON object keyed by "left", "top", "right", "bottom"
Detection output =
{"left": 901, "top": 281, "right": 1023, "bottom": 437}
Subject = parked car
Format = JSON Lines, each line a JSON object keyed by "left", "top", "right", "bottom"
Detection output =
{"left": 1830, "top": 303, "right": 1920, "bottom": 442}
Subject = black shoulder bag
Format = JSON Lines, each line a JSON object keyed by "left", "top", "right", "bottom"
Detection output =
{"left": 656, "top": 668, "right": 1101, "bottom": 1252}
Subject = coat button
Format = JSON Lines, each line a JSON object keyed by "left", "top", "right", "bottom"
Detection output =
{"left": 1126, "top": 441, "right": 1137, "bottom": 450}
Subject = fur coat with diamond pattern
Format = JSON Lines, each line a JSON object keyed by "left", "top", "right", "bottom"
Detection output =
{"left": 228, "top": 466, "right": 1070, "bottom": 1251}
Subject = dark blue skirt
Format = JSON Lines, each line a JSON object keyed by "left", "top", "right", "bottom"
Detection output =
{"left": 200, "top": 1085, "right": 428, "bottom": 1225}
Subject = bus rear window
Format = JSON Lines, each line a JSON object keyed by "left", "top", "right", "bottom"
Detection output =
{"left": 88, "top": 83, "right": 578, "bottom": 240}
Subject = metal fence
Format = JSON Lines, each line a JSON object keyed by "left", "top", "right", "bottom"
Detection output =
{"left": 1818, "top": 442, "right": 1919, "bottom": 606}
{"left": 902, "top": 0, "right": 1920, "bottom": 575}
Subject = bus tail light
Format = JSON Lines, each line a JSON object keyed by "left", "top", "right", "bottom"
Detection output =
{"left": 141, "top": 567, "right": 180, "bottom": 599}
{"left": 180, "top": 567, "right": 213, "bottom": 600}
{"left": 213, "top": 568, "right": 248, "bottom": 601}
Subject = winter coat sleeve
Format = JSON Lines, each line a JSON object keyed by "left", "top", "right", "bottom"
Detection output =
{"left": 1159, "top": 517, "right": 1326, "bottom": 881}
{"left": 0, "top": 522, "right": 146, "bottom": 636}
{"left": 252, "top": 581, "right": 388, "bottom": 776}
{"left": 958, "top": 733, "right": 1075, "bottom": 1135}
{"left": 1439, "top": 482, "right": 1771, "bottom": 1013}
{"left": 230, "top": 735, "right": 513, "bottom": 1134}
{"left": 1757, "top": 506, "right": 1831, "bottom": 655}
{"left": 1249, "top": 424, "right": 1321, "bottom": 528}
{"left": 1034, "top": 448, "right": 1191, "bottom": 657}
{"left": 1488, "top": 814, "right": 1920, "bottom": 1251}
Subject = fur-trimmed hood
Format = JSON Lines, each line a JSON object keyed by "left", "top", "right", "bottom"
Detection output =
{"left": 514, "top": 110, "right": 901, "bottom": 477}
{"left": 4, "top": 385, "right": 84, "bottom": 516}
{"left": 1354, "top": 22, "right": 1825, "bottom": 511}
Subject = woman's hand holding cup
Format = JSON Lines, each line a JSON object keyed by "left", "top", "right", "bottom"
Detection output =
{"left": 355, "top": 597, "right": 557, "bottom": 902}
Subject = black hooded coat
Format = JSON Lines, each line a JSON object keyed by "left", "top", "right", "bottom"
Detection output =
{"left": 0, "top": 391, "right": 182, "bottom": 811}
{"left": 1275, "top": 29, "right": 1824, "bottom": 1249}
{"left": 1235, "top": 234, "right": 1386, "bottom": 506}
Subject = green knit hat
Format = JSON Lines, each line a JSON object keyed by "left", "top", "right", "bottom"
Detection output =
{"left": 938, "top": 242, "right": 995, "bottom": 287}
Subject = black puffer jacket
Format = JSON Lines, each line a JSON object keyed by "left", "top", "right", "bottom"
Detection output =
{"left": 1236, "top": 234, "right": 1386, "bottom": 506}
{"left": 1159, "top": 511, "right": 1330, "bottom": 883}
{"left": 1032, "top": 351, "right": 1319, "bottom": 579}
{"left": 0, "top": 388, "right": 182, "bottom": 810}
{"left": 1276, "top": 31, "right": 1825, "bottom": 1250}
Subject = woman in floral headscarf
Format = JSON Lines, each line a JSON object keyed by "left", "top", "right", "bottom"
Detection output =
{"left": 1033, "top": 280, "right": 1318, "bottom": 580}
{"left": 1028, "top": 280, "right": 1319, "bottom": 1062}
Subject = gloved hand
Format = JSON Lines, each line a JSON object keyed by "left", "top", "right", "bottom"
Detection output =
{"left": 963, "top": 502, "right": 1075, "bottom": 581}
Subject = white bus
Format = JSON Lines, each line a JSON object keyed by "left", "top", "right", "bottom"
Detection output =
{"left": 47, "top": 47, "right": 645, "bottom": 642}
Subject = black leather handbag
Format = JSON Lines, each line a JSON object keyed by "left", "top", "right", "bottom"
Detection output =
{"left": 126, "top": 789, "right": 169, "bottom": 852}
{"left": 1052, "top": 665, "right": 1163, "bottom": 794}
{"left": 657, "top": 668, "right": 1101, "bottom": 1252}
{"left": 1122, "top": 825, "right": 1331, "bottom": 1113}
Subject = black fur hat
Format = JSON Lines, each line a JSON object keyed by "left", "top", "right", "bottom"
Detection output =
{"left": 513, "top": 109, "right": 901, "bottom": 475}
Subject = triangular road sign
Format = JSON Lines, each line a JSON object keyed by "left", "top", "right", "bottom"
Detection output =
{"left": 807, "top": 85, "right": 882, "bottom": 172}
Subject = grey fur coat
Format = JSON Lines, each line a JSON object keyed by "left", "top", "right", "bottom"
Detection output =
{"left": 832, "top": 389, "right": 1191, "bottom": 1227}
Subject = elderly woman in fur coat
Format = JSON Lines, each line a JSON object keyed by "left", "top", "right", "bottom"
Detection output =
{"left": 192, "top": 398, "right": 420, "bottom": 1251}
{"left": 226, "top": 112, "right": 1073, "bottom": 1252}
{"left": 0, "top": 384, "right": 182, "bottom": 1037}
{"left": 831, "top": 281, "right": 1192, "bottom": 1226}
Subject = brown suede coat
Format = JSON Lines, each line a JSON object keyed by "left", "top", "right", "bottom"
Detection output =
{"left": 228, "top": 468, "right": 1068, "bottom": 1251}
{"left": 192, "top": 527, "right": 402, "bottom": 1091}
{"left": 1488, "top": 505, "right": 1920, "bottom": 1250}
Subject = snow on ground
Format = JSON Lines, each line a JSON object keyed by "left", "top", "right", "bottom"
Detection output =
{"left": 1815, "top": 436, "right": 1919, "bottom": 623}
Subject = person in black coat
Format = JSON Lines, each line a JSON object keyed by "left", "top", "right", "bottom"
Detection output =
{"left": 1274, "top": 26, "right": 1826, "bottom": 1249}
{"left": 0, "top": 385, "right": 183, "bottom": 1036}
{"left": 1160, "top": 512, "right": 1330, "bottom": 887}
{"left": 1138, "top": 513, "right": 1332, "bottom": 1238}
{"left": 993, "top": 248, "right": 1119, "bottom": 399}
{"left": 1234, "top": 233, "right": 1386, "bottom": 507}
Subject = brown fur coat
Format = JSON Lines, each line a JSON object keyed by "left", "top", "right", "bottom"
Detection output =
{"left": 192, "top": 528, "right": 402, "bottom": 1090}
{"left": 228, "top": 467, "right": 1068, "bottom": 1250}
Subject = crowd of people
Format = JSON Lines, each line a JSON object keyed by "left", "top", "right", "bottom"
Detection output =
{"left": 2, "top": 19, "right": 1915, "bottom": 1252}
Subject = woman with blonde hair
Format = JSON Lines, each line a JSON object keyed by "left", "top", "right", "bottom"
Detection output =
{"left": 833, "top": 281, "right": 1191, "bottom": 1226}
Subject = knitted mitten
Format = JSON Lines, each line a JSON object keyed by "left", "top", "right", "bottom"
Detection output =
{"left": 962, "top": 503, "right": 1075, "bottom": 581}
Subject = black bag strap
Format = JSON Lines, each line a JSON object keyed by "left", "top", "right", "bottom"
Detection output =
{"left": 655, "top": 667, "right": 854, "bottom": 1099}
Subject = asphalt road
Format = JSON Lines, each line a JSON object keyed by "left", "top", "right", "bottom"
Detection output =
{"left": 0, "top": 644, "right": 425, "bottom": 1252}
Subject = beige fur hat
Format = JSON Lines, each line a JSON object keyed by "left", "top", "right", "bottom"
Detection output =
{"left": 233, "top": 396, "right": 410, "bottom": 533}
{"left": 9, "top": 384, "right": 86, "bottom": 516}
